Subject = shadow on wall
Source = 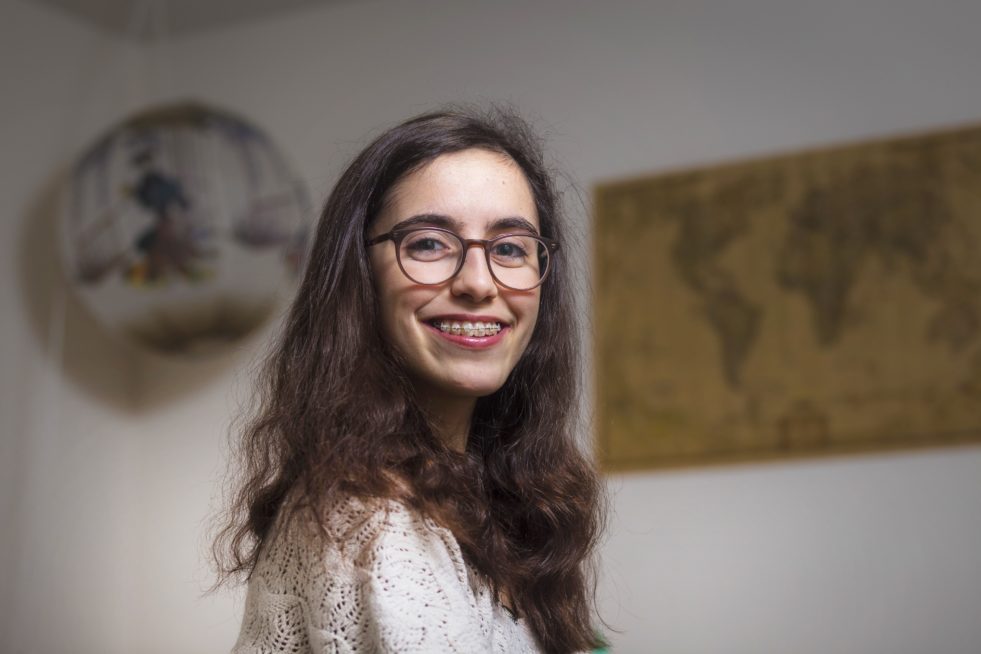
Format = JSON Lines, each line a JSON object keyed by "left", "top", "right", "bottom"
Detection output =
{"left": 16, "top": 168, "right": 250, "bottom": 413}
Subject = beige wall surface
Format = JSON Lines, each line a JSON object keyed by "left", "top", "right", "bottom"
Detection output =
{"left": 0, "top": 3, "right": 142, "bottom": 652}
{"left": 3, "top": 0, "right": 981, "bottom": 652}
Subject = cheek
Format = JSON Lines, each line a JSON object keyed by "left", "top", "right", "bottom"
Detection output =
{"left": 515, "top": 292, "right": 542, "bottom": 349}
{"left": 373, "top": 271, "right": 436, "bottom": 347}
{"left": 370, "top": 254, "right": 407, "bottom": 328}
{"left": 376, "top": 284, "right": 415, "bottom": 346}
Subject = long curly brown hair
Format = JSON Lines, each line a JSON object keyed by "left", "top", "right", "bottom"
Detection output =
{"left": 213, "top": 107, "right": 604, "bottom": 653}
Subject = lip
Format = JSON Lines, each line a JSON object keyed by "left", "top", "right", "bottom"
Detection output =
{"left": 422, "top": 319, "right": 510, "bottom": 349}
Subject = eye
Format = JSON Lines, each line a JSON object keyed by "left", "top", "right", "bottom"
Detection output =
{"left": 493, "top": 242, "right": 526, "bottom": 258}
{"left": 490, "top": 236, "right": 532, "bottom": 262}
{"left": 407, "top": 237, "right": 445, "bottom": 252}
{"left": 401, "top": 230, "right": 459, "bottom": 261}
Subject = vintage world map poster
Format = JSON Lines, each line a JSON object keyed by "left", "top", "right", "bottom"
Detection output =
{"left": 594, "top": 125, "right": 981, "bottom": 471}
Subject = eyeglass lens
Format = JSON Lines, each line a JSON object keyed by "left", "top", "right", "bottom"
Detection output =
{"left": 398, "top": 229, "right": 547, "bottom": 290}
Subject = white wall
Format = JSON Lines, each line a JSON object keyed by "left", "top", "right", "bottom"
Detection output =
{"left": 4, "top": 0, "right": 981, "bottom": 652}
{"left": 0, "top": 2, "right": 147, "bottom": 653}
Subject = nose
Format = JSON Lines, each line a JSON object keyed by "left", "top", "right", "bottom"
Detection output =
{"left": 450, "top": 243, "right": 498, "bottom": 301}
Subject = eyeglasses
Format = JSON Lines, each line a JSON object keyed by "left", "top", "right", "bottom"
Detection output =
{"left": 366, "top": 226, "right": 559, "bottom": 291}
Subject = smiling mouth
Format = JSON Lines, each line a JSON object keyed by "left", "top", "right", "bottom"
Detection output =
{"left": 428, "top": 319, "right": 503, "bottom": 338}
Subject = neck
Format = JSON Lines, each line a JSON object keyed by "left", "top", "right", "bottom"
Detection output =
{"left": 419, "top": 391, "right": 476, "bottom": 453}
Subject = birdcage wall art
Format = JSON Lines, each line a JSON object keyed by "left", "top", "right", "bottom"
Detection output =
{"left": 60, "top": 101, "right": 311, "bottom": 357}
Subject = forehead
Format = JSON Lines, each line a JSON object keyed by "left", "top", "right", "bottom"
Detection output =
{"left": 376, "top": 148, "right": 539, "bottom": 234}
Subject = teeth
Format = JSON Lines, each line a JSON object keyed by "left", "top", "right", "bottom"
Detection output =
{"left": 435, "top": 320, "right": 503, "bottom": 337}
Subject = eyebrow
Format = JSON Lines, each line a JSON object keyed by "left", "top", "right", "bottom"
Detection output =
{"left": 390, "top": 213, "right": 541, "bottom": 235}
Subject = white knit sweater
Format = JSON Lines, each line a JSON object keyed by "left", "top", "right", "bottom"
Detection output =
{"left": 231, "top": 495, "right": 541, "bottom": 653}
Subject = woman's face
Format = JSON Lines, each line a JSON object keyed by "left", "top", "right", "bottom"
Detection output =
{"left": 368, "top": 148, "right": 542, "bottom": 401}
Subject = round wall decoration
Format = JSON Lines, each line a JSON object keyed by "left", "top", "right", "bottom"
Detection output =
{"left": 60, "top": 101, "right": 311, "bottom": 356}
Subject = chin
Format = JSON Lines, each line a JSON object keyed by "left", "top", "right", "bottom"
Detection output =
{"left": 434, "top": 371, "right": 509, "bottom": 399}
{"left": 443, "top": 381, "right": 505, "bottom": 399}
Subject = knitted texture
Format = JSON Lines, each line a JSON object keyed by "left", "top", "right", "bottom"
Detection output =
{"left": 232, "top": 495, "right": 541, "bottom": 653}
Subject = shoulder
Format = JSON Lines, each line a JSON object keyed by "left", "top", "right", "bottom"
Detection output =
{"left": 256, "top": 492, "right": 464, "bottom": 583}
{"left": 235, "top": 493, "right": 489, "bottom": 652}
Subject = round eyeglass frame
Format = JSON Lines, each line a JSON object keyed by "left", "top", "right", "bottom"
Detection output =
{"left": 366, "top": 226, "right": 560, "bottom": 291}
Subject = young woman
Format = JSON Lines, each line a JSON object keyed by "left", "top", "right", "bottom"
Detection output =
{"left": 216, "top": 108, "right": 604, "bottom": 653}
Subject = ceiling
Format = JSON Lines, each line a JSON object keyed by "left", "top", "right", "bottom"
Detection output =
{"left": 33, "top": 0, "right": 348, "bottom": 39}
